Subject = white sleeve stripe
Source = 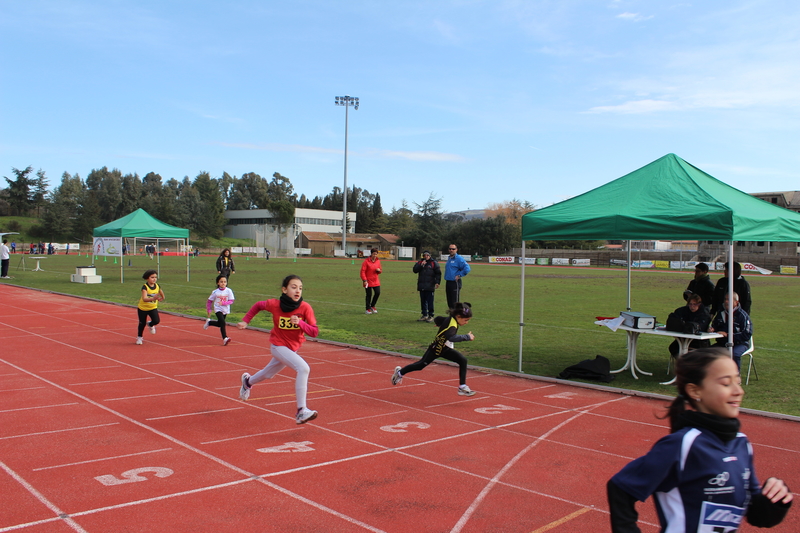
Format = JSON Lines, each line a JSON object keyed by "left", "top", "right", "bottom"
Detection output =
{"left": 680, "top": 428, "right": 701, "bottom": 472}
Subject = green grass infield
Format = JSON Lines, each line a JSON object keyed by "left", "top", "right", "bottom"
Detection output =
{"left": 3, "top": 252, "right": 799, "bottom": 416}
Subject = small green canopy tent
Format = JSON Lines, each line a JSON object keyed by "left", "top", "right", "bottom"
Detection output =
{"left": 93, "top": 209, "right": 191, "bottom": 282}
{"left": 517, "top": 153, "right": 800, "bottom": 371}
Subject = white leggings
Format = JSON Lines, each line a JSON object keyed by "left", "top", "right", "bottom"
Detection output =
{"left": 249, "top": 344, "right": 310, "bottom": 409}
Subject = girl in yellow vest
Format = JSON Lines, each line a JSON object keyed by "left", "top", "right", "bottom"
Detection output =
{"left": 136, "top": 269, "right": 165, "bottom": 345}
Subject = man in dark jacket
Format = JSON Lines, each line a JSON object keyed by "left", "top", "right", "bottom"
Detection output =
{"left": 712, "top": 261, "right": 751, "bottom": 316}
{"left": 683, "top": 262, "right": 714, "bottom": 307}
{"left": 412, "top": 251, "right": 441, "bottom": 322}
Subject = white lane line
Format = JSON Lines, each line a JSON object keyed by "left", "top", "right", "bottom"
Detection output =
{"left": 33, "top": 448, "right": 174, "bottom": 471}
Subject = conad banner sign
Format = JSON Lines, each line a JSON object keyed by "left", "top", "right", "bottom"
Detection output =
{"left": 489, "top": 256, "right": 515, "bottom": 264}
{"left": 741, "top": 262, "right": 772, "bottom": 275}
{"left": 93, "top": 237, "right": 122, "bottom": 257}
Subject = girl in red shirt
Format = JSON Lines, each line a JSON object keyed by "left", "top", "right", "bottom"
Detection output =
{"left": 360, "top": 248, "right": 382, "bottom": 314}
{"left": 236, "top": 275, "right": 320, "bottom": 424}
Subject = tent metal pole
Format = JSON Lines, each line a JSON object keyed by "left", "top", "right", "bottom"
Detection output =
{"left": 626, "top": 241, "right": 632, "bottom": 311}
{"left": 157, "top": 239, "right": 160, "bottom": 278}
{"left": 186, "top": 238, "right": 190, "bottom": 281}
{"left": 728, "top": 243, "right": 734, "bottom": 359}
{"left": 518, "top": 239, "right": 526, "bottom": 373}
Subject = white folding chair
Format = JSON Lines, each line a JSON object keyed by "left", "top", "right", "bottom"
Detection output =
{"left": 742, "top": 337, "right": 758, "bottom": 385}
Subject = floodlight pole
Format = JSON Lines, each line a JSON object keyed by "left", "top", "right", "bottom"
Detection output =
{"left": 335, "top": 95, "right": 359, "bottom": 255}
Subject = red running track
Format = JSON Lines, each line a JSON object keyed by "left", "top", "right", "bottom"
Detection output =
{"left": 0, "top": 284, "right": 798, "bottom": 532}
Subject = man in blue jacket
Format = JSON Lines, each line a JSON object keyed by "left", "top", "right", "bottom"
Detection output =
{"left": 710, "top": 292, "right": 752, "bottom": 370}
{"left": 444, "top": 244, "right": 470, "bottom": 310}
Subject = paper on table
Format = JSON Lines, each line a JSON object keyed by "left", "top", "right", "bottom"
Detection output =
{"left": 597, "top": 316, "right": 625, "bottom": 332}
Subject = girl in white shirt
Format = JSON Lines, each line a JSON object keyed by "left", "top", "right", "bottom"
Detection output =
{"left": 204, "top": 275, "right": 235, "bottom": 345}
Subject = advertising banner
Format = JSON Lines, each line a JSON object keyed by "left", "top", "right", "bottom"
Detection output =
{"left": 537, "top": 258, "right": 549, "bottom": 265}
{"left": 489, "top": 256, "right": 515, "bottom": 264}
{"left": 552, "top": 258, "right": 569, "bottom": 265}
{"left": 519, "top": 257, "right": 536, "bottom": 265}
{"left": 571, "top": 258, "right": 590, "bottom": 266}
{"left": 93, "top": 237, "right": 122, "bottom": 257}
{"left": 780, "top": 265, "right": 798, "bottom": 275}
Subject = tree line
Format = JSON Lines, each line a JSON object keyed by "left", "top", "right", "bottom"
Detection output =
{"left": 2, "top": 166, "right": 601, "bottom": 254}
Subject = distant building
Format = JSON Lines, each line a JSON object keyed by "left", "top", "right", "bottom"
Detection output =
{"left": 224, "top": 208, "right": 356, "bottom": 257}
{"left": 297, "top": 232, "right": 401, "bottom": 258}
{"left": 449, "top": 209, "right": 486, "bottom": 221}
{"left": 697, "top": 190, "right": 800, "bottom": 256}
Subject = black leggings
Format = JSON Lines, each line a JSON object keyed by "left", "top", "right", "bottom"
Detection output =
{"left": 137, "top": 309, "right": 160, "bottom": 336}
{"left": 365, "top": 286, "right": 381, "bottom": 309}
{"left": 399, "top": 346, "right": 468, "bottom": 385}
{"left": 208, "top": 311, "right": 229, "bottom": 339}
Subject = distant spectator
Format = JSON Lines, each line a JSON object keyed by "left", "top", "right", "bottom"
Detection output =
{"left": 10, "top": 241, "right": 16, "bottom": 253}
{"left": 412, "top": 250, "right": 441, "bottom": 322}
{"left": 1, "top": 239, "right": 10, "bottom": 278}
{"left": 216, "top": 248, "right": 236, "bottom": 278}
{"left": 710, "top": 292, "right": 752, "bottom": 370}
{"left": 683, "top": 262, "right": 714, "bottom": 307}
{"left": 360, "top": 248, "right": 382, "bottom": 314}
{"left": 712, "top": 262, "right": 751, "bottom": 316}
{"left": 444, "top": 244, "right": 470, "bottom": 310}
{"left": 667, "top": 293, "right": 712, "bottom": 357}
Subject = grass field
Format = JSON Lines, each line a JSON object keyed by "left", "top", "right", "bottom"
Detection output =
{"left": 3, "top": 251, "right": 799, "bottom": 416}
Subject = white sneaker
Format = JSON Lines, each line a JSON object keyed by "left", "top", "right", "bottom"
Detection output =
{"left": 371, "top": 307, "right": 378, "bottom": 314}
{"left": 203, "top": 319, "right": 210, "bottom": 330}
{"left": 296, "top": 407, "right": 318, "bottom": 424}
{"left": 365, "top": 309, "right": 373, "bottom": 315}
{"left": 239, "top": 373, "right": 251, "bottom": 401}
{"left": 135, "top": 337, "right": 143, "bottom": 345}
{"left": 391, "top": 366, "right": 403, "bottom": 385}
{"left": 149, "top": 325, "right": 156, "bottom": 335}
{"left": 458, "top": 386, "right": 476, "bottom": 396}
{"left": 223, "top": 337, "right": 231, "bottom": 346}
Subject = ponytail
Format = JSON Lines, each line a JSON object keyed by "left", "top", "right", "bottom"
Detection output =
{"left": 450, "top": 302, "right": 473, "bottom": 319}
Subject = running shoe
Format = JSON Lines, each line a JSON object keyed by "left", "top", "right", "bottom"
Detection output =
{"left": 417, "top": 315, "right": 427, "bottom": 321}
{"left": 371, "top": 307, "right": 378, "bottom": 314}
{"left": 223, "top": 337, "right": 231, "bottom": 346}
{"left": 239, "top": 372, "right": 251, "bottom": 401}
{"left": 203, "top": 319, "right": 210, "bottom": 330}
{"left": 149, "top": 325, "right": 156, "bottom": 335}
{"left": 135, "top": 337, "right": 143, "bottom": 345}
{"left": 391, "top": 366, "right": 403, "bottom": 385}
{"left": 458, "top": 386, "right": 476, "bottom": 396}
{"left": 425, "top": 316, "right": 434, "bottom": 323}
{"left": 296, "top": 407, "right": 318, "bottom": 424}
{"left": 365, "top": 309, "right": 373, "bottom": 315}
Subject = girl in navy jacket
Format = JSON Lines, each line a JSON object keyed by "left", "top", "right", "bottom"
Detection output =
{"left": 607, "top": 347, "right": 792, "bottom": 532}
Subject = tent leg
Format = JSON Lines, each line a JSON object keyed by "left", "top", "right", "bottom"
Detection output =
{"left": 518, "top": 239, "right": 526, "bottom": 373}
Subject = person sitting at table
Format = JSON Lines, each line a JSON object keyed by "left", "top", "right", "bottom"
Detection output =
{"left": 709, "top": 292, "right": 752, "bottom": 371}
{"left": 666, "top": 293, "right": 712, "bottom": 357}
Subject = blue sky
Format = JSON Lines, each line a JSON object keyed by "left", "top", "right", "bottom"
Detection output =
{"left": 2, "top": 1, "right": 799, "bottom": 213}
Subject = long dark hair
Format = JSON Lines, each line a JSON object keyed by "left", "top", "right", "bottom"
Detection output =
{"left": 665, "top": 347, "right": 730, "bottom": 432}
{"left": 219, "top": 248, "right": 231, "bottom": 258}
{"left": 449, "top": 302, "right": 473, "bottom": 319}
{"left": 282, "top": 274, "right": 302, "bottom": 287}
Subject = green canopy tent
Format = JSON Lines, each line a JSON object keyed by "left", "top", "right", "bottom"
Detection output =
{"left": 93, "top": 209, "right": 191, "bottom": 282}
{"left": 518, "top": 153, "right": 800, "bottom": 371}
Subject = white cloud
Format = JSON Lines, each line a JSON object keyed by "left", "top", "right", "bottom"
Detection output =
{"left": 586, "top": 99, "right": 677, "bottom": 114}
{"left": 616, "top": 12, "right": 654, "bottom": 22}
